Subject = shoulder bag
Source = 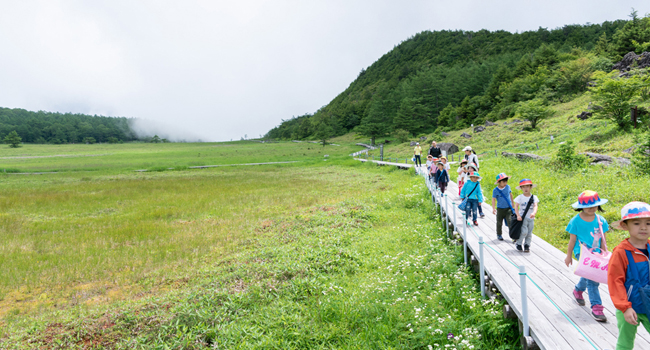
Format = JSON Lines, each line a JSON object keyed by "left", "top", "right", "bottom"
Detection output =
{"left": 574, "top": 215, "right": 611, "bottom": 284}
{"left": 508, "top": 195, "right": 535, "bottom": 240}
{"left": 458, "top": 183, "right": 478, "bottom": 211}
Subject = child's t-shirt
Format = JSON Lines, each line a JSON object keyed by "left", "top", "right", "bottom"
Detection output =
{"left": 456, "top": 167, "right": 465, "bottom": 182}
{"left": 514, "top": 194, "right": 539, "bottom": 219}
{"left": 566, "top": 214, "right": 609, "bottom": 257}
{"left": 492, "top": 185, "right": 512, "bottom": 209}
{"left": 641, "top": 248, "right": 650, "bottom": 258}
{"left": 426, "top": 160, "right": 433, "bottom": 168}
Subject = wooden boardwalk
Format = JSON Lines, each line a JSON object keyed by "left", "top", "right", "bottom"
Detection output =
{"left": 418, "top": 168, "right": 649, "bottom": 350}
{"left": 355, "top": 158, "right": 648, "bottom": 349}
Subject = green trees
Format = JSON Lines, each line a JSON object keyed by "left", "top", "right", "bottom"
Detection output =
{"left": 0, "top": 107, "right": 137, "bottom": 144}
{"left": 589, "top": 71, "right": 650, "bottom": 129}
{"left": 394, "top": 97, "right": 428, "bottom": 135}
{"left": 314, "top": 120, "right": 334, "bottom": 146}
{"left": 611, "top": 10, "right": 650, "bottom": 58}
{"left": 265, "top": 17, "right": 637, "bottom": 140}
{"left": 517, "top": 99, "right": 554, "bottom": 129}
{"left": 4, "top": 130, "right": 21, "bottom": 148}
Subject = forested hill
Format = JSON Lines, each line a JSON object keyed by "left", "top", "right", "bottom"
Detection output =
{"left": 0, "top": 107, "right": 138, "bottom": 144}
{"left": 265, "top": 14, "right": 650, "bottom": 142}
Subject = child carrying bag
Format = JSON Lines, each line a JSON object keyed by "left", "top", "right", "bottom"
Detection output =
{"left": 458, "top": 183, "right": 478, "bottom": 211}
{"left": 624, "top": 247, "right": 650, "bottom": 314}
{"left": 508, "top": 196, "right": 534, "bottom": 240}
{"left": 574, "top": 215, "right": 610, "bottom": 284}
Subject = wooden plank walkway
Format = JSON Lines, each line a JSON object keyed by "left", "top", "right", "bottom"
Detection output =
{"left": 416, "top": 168, "right": 650, "bottom": 350}
{"left": 353, "top": 157, "right": 649, "bottom": 349}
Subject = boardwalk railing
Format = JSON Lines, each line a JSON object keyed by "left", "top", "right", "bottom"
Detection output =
{"left": 416, "top": 167, "right": 610, "bottom": 350}
{"left": 355, "top": 152, "right": 647, "bottom": 350}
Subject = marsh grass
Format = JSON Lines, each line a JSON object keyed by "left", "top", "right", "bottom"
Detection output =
{"left": 0, "top": 141, "right": 359, "bottom": 174}
{"left": 1, "top": 167, "right": 518, "bottom": 349}
{"left": 0, "top": 164, "right": 386, "bottom": 318}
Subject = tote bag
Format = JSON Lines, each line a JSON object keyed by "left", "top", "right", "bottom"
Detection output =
{"left": 574, "top": 215, "right": 610, "bottom": 284}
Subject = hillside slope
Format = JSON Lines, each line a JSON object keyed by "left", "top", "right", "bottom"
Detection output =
{"left": 268, "top": 12, "right": 650, "bottom": 143}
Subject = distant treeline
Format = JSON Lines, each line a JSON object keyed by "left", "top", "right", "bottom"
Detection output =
{"left": 0, "top": 107, "right": 138, "bottom": 144}
{"left": 266, "top": 13, "right": 650, "bottom": 143}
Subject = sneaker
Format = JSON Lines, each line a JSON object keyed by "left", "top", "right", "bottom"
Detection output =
{"left": 592, "top": 305, "right": 607, "bottom": 322}
{"left": 497, "top": 235, "right": 504, "bottom": 241}
{"left": 480, "top": 214, "right": 486, "bottom": 218}
{"left": 516, "top": 245, "right": 523, "bottom": 251}
{"left": 524, "top": 245, "right": 530, "bottom": 253}
{"left": 473, "top": 221, "right": 479, "bottom": 226}
{"left": 573, "top": 289, "right": 585, "bottom": 306}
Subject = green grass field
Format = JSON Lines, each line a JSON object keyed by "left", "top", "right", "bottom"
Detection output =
{"left": 0, "top": 141, "right": 519, "bottom": 349}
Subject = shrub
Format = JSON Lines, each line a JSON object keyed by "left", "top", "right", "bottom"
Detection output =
{"left": 394, "top": 129, "right": 410, "bottom": 143}
{"left": 633, "top": 132, "right": 650, "bottom": 175}
{"left": 3, "top": 130, "right": 22, "bottom": 148}
{"left": 589, "top": 71, "right": 650, "bottom": 130}
{"left": 82, "top": 137, "right": 96, "bottom": 144}
{"left": 517, "top": 98, "right": 554, "bottom": 129}
{"left": 554, "top": 141, "right": 587, "bottom": 169}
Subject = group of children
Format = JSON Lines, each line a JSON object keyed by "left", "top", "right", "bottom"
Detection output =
{"left": 448, "top": 156, "right": 650, "bottom": 348}
{"left": 425, "top": 154, "right": 450, "bottom": 194}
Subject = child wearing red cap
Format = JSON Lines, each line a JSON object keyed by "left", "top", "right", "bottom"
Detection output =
{"left": 607, "top": 201, "right": 650, "bottom": 348}
{"left": 514, "top": 179, "right": 539, "bottom": 253}
{"left": 564, "top": 190, "right": 610, "bottom": 322}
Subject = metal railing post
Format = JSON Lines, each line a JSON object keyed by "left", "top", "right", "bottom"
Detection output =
{"left": 519, "top": 266, "right": 529, "bottom": 337}
{"left": 478, "top": 236, "right": 485, "bottom": 298}
{"left": 463, "top": 219, "right": 467, "bottom": 265}
{"left": 444, "top": 194, "right": 449, "bottom": 236}
{"left": 453, "top": 204, "right": 457, "bottom": 235}
{"left": 439, "top": 190, "right": 443, "bottom": 219}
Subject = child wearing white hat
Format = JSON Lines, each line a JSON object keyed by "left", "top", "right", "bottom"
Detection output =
{"left": 608, "top": 201, "right": 650, "bottom": 348}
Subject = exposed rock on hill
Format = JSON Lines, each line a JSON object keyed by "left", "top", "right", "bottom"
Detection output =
{"left": 576, "top": 112, "right": 592, "bottom": 120}
{"left": 613, "top": 52, "right": 650, "bottom": 71}
{"left": 581, "top": 152, "right": 631, "bottom": 166}
{"left": 438, "top": 143, "right": 459, "bottom": 155}
{"left": 501, "top": 152, "right": 547, "bottom": 161}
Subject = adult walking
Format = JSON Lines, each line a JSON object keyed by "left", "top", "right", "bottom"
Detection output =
{"left": 463, "top": 146, "right": 479, "bottom": 170}
{"left": 428, "top": 141, "right": 442, "bottom": 158}
{"left": 413, "top": 142, "right": 422, "bottom": 167}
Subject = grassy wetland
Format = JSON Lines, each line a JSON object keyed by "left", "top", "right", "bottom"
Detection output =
{"left": 0, "top": 141, "right": 518, "bottom": 349}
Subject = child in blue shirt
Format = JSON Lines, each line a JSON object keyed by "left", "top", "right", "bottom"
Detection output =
{"left": 491, "top": 173, "right": 514, "bottom": 241}
{"left": 460, "top": 171, "right": 483, "bottom": 226}
{"left": 564, "top": 190, "right": 610, "bottom": 323}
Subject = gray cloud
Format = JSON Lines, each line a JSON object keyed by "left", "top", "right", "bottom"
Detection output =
{"left": 0, "top": 0, "right": 647, "bottom": 141}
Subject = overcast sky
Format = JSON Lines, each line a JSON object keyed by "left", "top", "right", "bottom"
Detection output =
{"left": 0, "top": 1, "right": 647, "bottom": 141}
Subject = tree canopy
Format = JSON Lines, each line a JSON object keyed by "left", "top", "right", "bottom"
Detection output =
{"left": 265, "top": 17, "right": 636, "bottom": 140}
{"left": 0, "top": 107, "right": 139, "bottom": 144}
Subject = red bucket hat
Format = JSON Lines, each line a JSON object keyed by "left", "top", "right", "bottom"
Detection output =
{"left": 515, "top": 178, "right": 536, "bottom": 190}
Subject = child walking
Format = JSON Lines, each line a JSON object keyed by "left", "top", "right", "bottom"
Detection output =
{"left": 564, "top": 190, "right": 609, "bottom": 322}
{"left": 492, "top": 173, "right": 514, "bottom": 241}
{"left": 460, "top": 171, "right": 483, "bottom": 226}
{"left": 434, "top": 162, "right": 449, "bottom": 194}
{"left": 608, "top": 201, "right": 650, "bottom": 348}
{"left": 514, "top": 179, "right": 539, "bottom": 253}
{"left": 457, "top": 159, "right": 468, "bottom": 195}
{"left": 466, "top": 163, "right": 485, "bottom": 218}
